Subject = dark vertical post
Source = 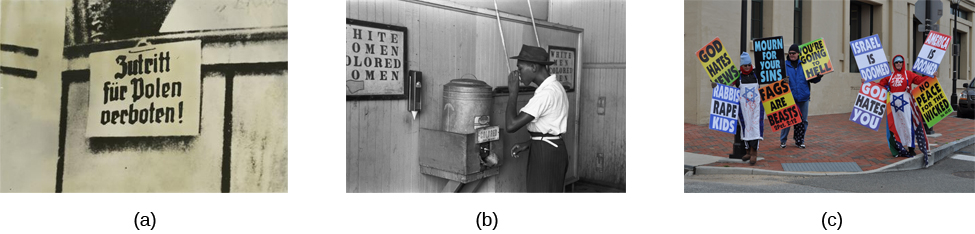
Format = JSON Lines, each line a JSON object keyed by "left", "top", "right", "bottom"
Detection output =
{"left": 951, "top": 1, "right": 959, "bottom": 110}
{"left": 728, "top": 0, "right": 749, "bottom": 159}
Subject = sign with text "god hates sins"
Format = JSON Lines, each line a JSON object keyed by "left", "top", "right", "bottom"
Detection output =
{"left": 697, "top": 37, "right": 739, "bottom": 86}
{"left": 753, "top": 36, "right": 785, "bottom": 84}
{"left": 850, "top": 34, "right": 891, "bottom": 83}
{"left": 760, "top": 79, "right": 801, "bottom": 131}
{"left": 709, "top": 84, "right": 740, "bottom": 134}
{"left": 912, "top": 31, "right": 951, "bottom": 77}
{"left": 87, "top": 40, "right": 201, "bottom": 137}
{"left": 850, "top": 82, "right": 887, "bottom": 131}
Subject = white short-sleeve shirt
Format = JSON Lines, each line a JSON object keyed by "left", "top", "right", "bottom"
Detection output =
{"left": 520, "top": 74, "right": 569, "bottom": 135}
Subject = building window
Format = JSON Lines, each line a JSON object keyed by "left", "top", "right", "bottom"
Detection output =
{"left": 952, "top": 7, "right": 970, "bottom": 20}
{"left": 752, "top": 0, "right": 763, "bottom": 40}
{"left": 794, "top": 0, "right": 802, "bottom": 44}
{"left": 850, "top": 1, "right": 874, "bottom": 73}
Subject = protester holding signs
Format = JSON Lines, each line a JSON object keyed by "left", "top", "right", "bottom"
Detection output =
{"left": 875, "top": 55, "right": 933, "bottom": 159}
{"left": 779, "top": 44, "right": 823, "bottom": 149}
{"left": 737, "top": 52, "right": 764, "bottom": 165}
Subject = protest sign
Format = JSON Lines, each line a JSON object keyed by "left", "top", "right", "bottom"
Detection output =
{"left": 912, "top": 31, "right": 951, "bottom": 77}
{"left": 849, "top": 82, "right": 887, "bottom": 130}
{"left": 709, "top": 84, "right": 740, "bottom": 134}
{"left": 753, "top": 36, "right": 785, "bottom": 84}
{"left": 850, "top": 34, "right": 891, "bottom": 82}
{"left": 87, "top": 40, "right": 201, "bottom": 137}
{"left": 697, "top": 37, "right": 739, "bottom": 86}
{"left": 799, "top": 38, "right": 834, "bottom": 80}
{"left": 760, "top": 79, "right": 802, "bottom": 131}
{"left": 911, "top": 77, "right": 953, "bottom": 127}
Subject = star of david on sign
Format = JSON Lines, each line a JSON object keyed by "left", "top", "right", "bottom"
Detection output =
{"left": 892, "top": 94, "right": 908, "bottom": 112}
{"left": 744, "top": 87, "right": 758, "bottom": 103}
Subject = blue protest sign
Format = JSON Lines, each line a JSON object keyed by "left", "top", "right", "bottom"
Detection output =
{"left": 709, "top": 83, "right": 740, "bottom": 134}
{"left": 850, "top": 34, "right": 892, "bottom": 83}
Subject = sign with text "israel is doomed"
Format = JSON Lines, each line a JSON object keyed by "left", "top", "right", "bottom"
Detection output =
{"left": 850, "top": 82, "right": 887, "bottom": 131}
{"left": 709, "top": 84, "right": 740, "bottom": 134}
{"left": 87, "top": 40, "right": 201, "bottom": 137}
{"left": 850, "top": 34, "right": 891, "bottom": 83}
{"left": 912, "top": 31, "right": 951, "bottom": 77}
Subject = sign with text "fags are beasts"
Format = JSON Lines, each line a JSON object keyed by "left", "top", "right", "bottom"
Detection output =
{"left": 911, "top": 77, "right": 953, "bottom": 127}
{"left": 697, "top": 37, "right": 739, "bottom": 86}
{"left": 760, "top": 79, "right": 801, "bottom": 131}
{"left": 850, "top": 34, "right": 891, "bottom": 83}
{"left": 912, "top": 31, "right": 951, "bottom": 77}
{"left": 87, "top": 40, "right": 201, "bottom": 137}
{"left": 850, "top": 82, "right": 887, "bottom": 131}
{"left": 753, "top": 36, "right": 785, "bottom": 84}
{"left": 709, "top": 84, "right": 740, "bottom": 134}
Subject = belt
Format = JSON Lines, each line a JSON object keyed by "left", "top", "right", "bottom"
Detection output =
{"left": 530, "top": 135, "right": 562, "bottom": 148}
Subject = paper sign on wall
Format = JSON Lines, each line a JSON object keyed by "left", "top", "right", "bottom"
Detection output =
{"left": 696, "top": 37, "right": 739, "bottom": 86}
{"left": 709, "top": 84, "right": 740, "bottom": 134}
{"left": 87, "top": 40, "right": 202, "bottom": 137}
{"left": 911, "top": 77, "right": 953, "bottom": 127}
{"left": 799, "top": 38, "right": 834, "bottom": 80}
{"left": 850, "top": 34, "right": 891, "bottom": 83}
{"left": 760, "top": 79, "right": 801, "bottom": 131}
{"left": 753, "top": 36, "right": 785, "bottom": 84}
{"left": 912, "top": 31, "right": 951, "bottom": 77}
{"left": 850, "top": 82, "right": 887, "bottom": 130}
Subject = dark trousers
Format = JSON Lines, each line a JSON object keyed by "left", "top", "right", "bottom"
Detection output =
{"left": 526, "top": 138, "right": 568, "bottom": 193}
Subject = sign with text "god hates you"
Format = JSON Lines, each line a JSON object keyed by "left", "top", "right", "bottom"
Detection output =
{"left": 760, "top": 79, "right": 802, "bottom": 131}
{"left": 911, "top": 77, "right": 953, "bottom": 127}
{"left": 697, "top": 37, "right": 739, "bottom": 86}
{"left": 850, "top": 82, "right": 887, "bottom": 130}
{"left": 709, "top": 84, "right": 740, "bottom": 134}
{"left": 912, "top": 31, "right": 951, "bottom": 77}
{"left": 799, "top": 38, "right": 834, "bottom": 80}
{"left": 87, "top": 40, "right": 201, "bottom": 137}
{"left": 850, "top": 34, "right": 891, "bottom": 83}
{"left": 753, "top": 36, "right": 785, "bottom": 84}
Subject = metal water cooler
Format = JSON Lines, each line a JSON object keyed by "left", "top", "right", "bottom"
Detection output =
{"left": 419, "top": 78, "right": 503, "bottom": 192}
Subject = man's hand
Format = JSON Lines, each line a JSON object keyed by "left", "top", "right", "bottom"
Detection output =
{"left": 710, "top": 82, "right": 717, "bottom": 88}
{"left": 510, "top": 142, "right": 529, "bottom": 158}
{"left": 507, "top": 70, "right": 521, "bottom": 91}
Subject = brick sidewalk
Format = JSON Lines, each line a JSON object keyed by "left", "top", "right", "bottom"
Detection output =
{"left": 685, "top": 112, "right": 975, "bottom": 171}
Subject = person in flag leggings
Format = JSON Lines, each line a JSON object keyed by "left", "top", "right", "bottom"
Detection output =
{"left": 875, "top": 55, "right": 934, "bottom": 163}
{"left": 781, "top": 44, "right": 824, "bottom": 149}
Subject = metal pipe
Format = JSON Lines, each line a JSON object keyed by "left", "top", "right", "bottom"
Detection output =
{"left": 493, "top": 0, "right": 512, "bottom": 72}
{"left": 527, "top": 0, "right": 541, "bottom": 46}
{"left": 952, "top": 0, "right": 959, "bottom": 109}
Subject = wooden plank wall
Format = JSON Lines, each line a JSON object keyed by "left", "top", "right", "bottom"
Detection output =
{"left": 549, "top": 0, "right": 626, "bottom": 185}
{"left": 346, "top": 0, "right": 581, "bottom": 192}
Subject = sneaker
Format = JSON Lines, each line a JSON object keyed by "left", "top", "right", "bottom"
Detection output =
{"left": 797, "top": 143, "right": 806, "bottom": 149}
{"left": 780, "top": 143, "right": 786, "bottom": 148}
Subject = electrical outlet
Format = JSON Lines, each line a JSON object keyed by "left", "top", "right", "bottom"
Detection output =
{"left": 597, "top": 97, "right": 606, "bottom": 115}
{"left": 596, "top": 153, "right": 604, "bottom": 170}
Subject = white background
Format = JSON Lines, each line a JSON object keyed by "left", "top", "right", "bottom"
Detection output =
{"left": 1, "top": 1, "right": 971, "bottom": 233}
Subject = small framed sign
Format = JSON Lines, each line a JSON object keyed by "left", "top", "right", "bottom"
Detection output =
{"left": 548, "top": 46, "right": 576, "bottom": 91}
{"left": 346, "top": 18, "right": 409, "bottom": 100}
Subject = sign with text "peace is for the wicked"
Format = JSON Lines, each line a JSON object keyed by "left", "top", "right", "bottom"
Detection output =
{"left": 753, "top": 36, "right": 785, "bottom": 84}
{"left": 697, "top": 37, "right": 739, "bottom": 86}
{"left": 850, "top": 82, "right": 887, "bottom": 131}
{"left": 760, "top": 79, "right": 802, "bottom": 131}
{"left": 912, "top": 31, "right": 951, "bottom": 77}
{"left": 709, "top": 84, "right": 740, "bottom": 134}
{"left": 850, "top": 34, "right": 891, "bottom": 83}
{"left": 911, "top": 77, "right": 953, "bottom": 127}
{"left": 87, "top": 40, "right": 201, "bottom": 137}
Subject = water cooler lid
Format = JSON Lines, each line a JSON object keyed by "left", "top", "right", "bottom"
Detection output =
{"left": 444, "top": 79, "right": 493, "bottom": 93}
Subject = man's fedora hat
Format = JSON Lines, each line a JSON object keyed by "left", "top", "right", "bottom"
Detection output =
{"left": 509, "top": 45, "right": 555, "bottom": 65}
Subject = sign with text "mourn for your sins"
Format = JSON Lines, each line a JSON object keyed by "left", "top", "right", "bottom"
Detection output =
{"left": 753, "top": 36, "right": 786, "bottom": 84}
{"left": 87, "top": 40, "right": 201, "bottom": 137}
{"left": 911, "top": 77, "right": 953, "bottom": 127}
{"left": 709, "top": 83, "right": 740, "bottom": 134}
{"left": 761, "top": 79, "right": 802, "bottom": 131}
{"left": 697, "top": 37, "right": 739, "bottom": 86}
{"left": 912, "top": 31, "right": 951, "bottom": 77}
{"left": 799, "top": 38, "right": 834, "bottom": 80}
{"left": 850, "top": 34, "right": 892, "bottom": 83}
{"left": 850, "top": 82, "right": 887, "bottom": 131}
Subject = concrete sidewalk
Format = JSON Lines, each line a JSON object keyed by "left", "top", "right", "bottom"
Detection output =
{"left": 685, "top": 112, "right": 975, "bottom": 176}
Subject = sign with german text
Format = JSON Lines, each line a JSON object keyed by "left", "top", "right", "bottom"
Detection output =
{"left": 753, "top": 36, "right": 785, "bottom": 84}
{"left": 709, "top": 84, "right": 740, "bottom": 134}
{"left": 696, "top": 37, "right": 739, "bottom": 86}
{"left": 912, "top": 31, "right": 951, "bottom": 77}
{"left": 87, "top": 40, "right": 201, "bottom": 137}
{"left": 548, "top": 46, "right": 576, "bottom": 90}
{"left": 850, "top": 34, "right": 891, "bottom": 83}
{"left": 760, "top": 79, "right": 801, "bottom": 131}
{"left": 850, "top": 82, "right": 887, "bottom": 130}
{"left": 799, "top": 38, "right": 834, "bottom": 80}
{"left": 911, "top": 77, "right": 953, "bottom": 127}
{"left": 347, "top": 18, "right": 408, "bottom": 99}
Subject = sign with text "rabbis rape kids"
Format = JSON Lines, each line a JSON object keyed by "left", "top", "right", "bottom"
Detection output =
{"left": 753, "top": 36, "right": 785, "bottom": 84}
{"left": 911, "top": 77, "right": 953, "bottom": 127}
{"left": 850, "top": 34, "right": 891, "bottom": 83}
{"left": 912, "top": 31, "right": 951, "bottom": 77}
{"left": 850, "top": 82, "right": 887, "bottom": 130}
{"left": 697, "top": 37, "right": 739, "bottom": 86}
{"left": 87, "top": 40, "right": 201, "bottom": 137}
{"left": 709, "top": 84, "right": 740, "bottom": 134}
{"left": 799, "top": 38, "right": 834, "bottom": 80}
{"left": 760, "top": 79, "right": 802, "bottom": 131}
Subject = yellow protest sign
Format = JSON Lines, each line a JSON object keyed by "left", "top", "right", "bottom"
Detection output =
{"left": 760, "top": 79, "right": 801, "bottom": 131}
{"left": 696, "top": 37, "right": 739, "bottom": 85}
{"left": 799, "top": 38, "right": 833, "bottom": 80}
{"left": 911, "top": 77, "right": 953, "bottom": 127}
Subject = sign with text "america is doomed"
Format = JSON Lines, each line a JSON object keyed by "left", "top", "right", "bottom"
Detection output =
{"left": 709, "top": 84, "right": 740, "bottom": 134}
{"left": 760, "top": 79, "right": 801, "bottom": 131}
{"left": 850, "top": 34, "right": 891, "bottom": 83}
{"left": 912, "top": 31, "right": 951, "bottom": 77}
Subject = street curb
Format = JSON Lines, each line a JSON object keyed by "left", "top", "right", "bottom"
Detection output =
{"left": 691, "top": 135, "right": 975, "bottom": 176}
